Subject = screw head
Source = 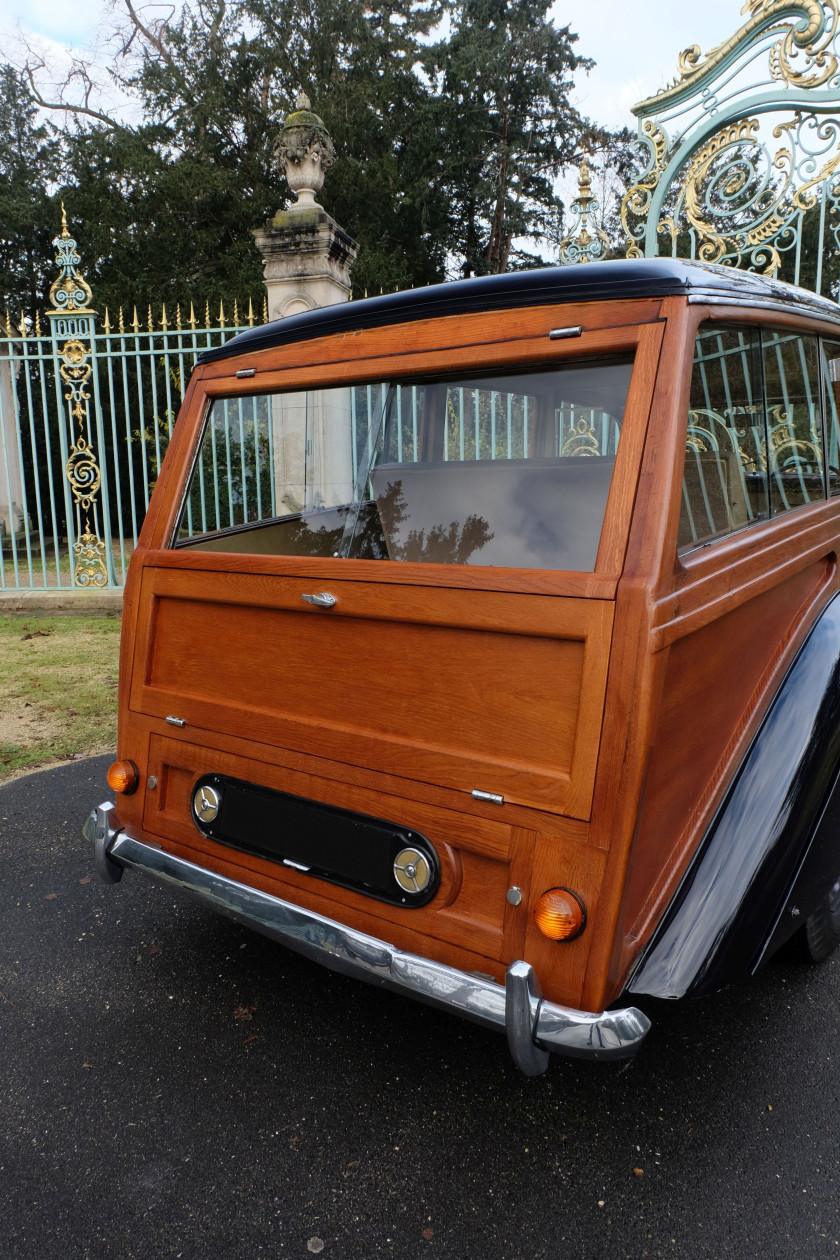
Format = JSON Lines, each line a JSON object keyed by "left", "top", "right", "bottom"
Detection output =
{"left": 506, "top": 886, "right": 523, "bottom": 906}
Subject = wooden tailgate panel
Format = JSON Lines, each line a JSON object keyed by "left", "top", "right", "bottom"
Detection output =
{"left": 130, "top": 567, "right": 614, "bottom": 818}
{"left": 143, "top": 733, "right": 536, "bottom": 966}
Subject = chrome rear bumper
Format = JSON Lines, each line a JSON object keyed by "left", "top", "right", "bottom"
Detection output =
{"left": 84, "top": 801, "right": 650, "bottom": 1074}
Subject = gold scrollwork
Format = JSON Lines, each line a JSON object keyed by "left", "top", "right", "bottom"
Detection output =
{"left": 561, "top": 417, "right": 600, "bottom": 457}
{"left": 784, "top": 118, "right": 840, "bottom": 210}
{"left": 47, "top": 208, "right": 108, "bottom": 587}
{"left": 72, "top": 530, "right": 108, "bottom": 588}
{"left": 59, "top": 339, "right": 93, "bottom": 423}
{"left": 62, "top": 339, "right": 87, "bottom": 366}
{"left": 682, "top": 120, "right": 763, "bottom": 265}
{"left": 746, "top": 212, "right": 789, "bottom": 245}
{"left": 636, "top": 0, "right": 839, "bottom": 113}
{"left": 767, "top": 405, "right": 823, "bottom": 469}
{"left": 65, "top": 436, "right": 102, "bottom": 511}
{"left": 687, "top": 408, "right": 756, "bottom": 467}
{"left": 621, "top": 121, "right": 670, "bottom": 258}
{"left": 558, "top": 155, "right": 611, "bottom": 265}
{"left": 48, "top": 208, "right": 94, "bottom": 315}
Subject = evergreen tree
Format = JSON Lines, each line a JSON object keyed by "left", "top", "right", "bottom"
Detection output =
{"left": 426, "top": 0, "right": 593, "bottom": 275}
{"left": 7, "top": 1, "right": 603, "bottom": 309}
{"left": 58, "top": 0, "right": 452, "bottom": 307}
{"left": 0, "top": 65, "right": 62, "bottom": 314}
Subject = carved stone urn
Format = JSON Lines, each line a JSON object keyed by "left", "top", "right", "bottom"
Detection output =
{"left": 254, "top": 92, "right": 357, "bottom": 320}
{"left": 274, "top": 92, "right": 337, "bottom": 207}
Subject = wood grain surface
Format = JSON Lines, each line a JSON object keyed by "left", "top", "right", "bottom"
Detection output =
{"left": 115, "top": 292, "right": 840, "bottom": 1018}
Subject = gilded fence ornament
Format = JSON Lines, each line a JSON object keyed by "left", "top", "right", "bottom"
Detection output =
{"left": 620, "top": 122, "right": 669, "bottom": 260}
{"left": 617, "top": 0, "right": 840, "bottom": 299}
{"left": 682, "top": 119, "right": 781, "bottom": 271}
{"left": 558, "top": 156, "right": 611, "bottom": 265}
{"left": 637, "top": 0, "right": 839, "bottom": 113}
{"left": 561, "top": 416, "right": 601, "bottom": 457}
{"left": 686, "top": 406, "right": 822, "bottom": 477}
{"left": 47, "top": 208, "right": 108, "bottom": 588}
{"left": 49, "top": 205, "right": 94, "bottom": 315}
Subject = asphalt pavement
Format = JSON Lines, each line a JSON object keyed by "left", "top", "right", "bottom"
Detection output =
{"left": 2, "top": 755, "right": 840, "bottom": 1260}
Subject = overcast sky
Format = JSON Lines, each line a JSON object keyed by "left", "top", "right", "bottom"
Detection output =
{"left": 1, "top": 0, "right": 747, "bottom": 131}
{"left": 561, "top": 1, "right": 758, "bottom": 129}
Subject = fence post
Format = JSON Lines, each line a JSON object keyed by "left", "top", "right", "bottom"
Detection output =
{"left": 45, "top": 207, "right": 116, "bottom": 588}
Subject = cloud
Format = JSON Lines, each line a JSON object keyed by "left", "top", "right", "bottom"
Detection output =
{"left": 558, "top": 0, "right": 749, "bottom": 129}
{"left": 0, "top": 0, "right": 101, "bottom": 48}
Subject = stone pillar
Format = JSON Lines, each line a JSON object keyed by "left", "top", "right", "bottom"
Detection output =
{"left": 0, "top": 358, "right": 24, "bottom": 541}
{"left": 253, "top": 95, "right": 360, "bottom": 512}
{"left": 253, "top": 94, "right": 358, "bottom": 320}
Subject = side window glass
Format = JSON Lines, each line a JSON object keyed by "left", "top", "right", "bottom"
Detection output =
{"left": 762, "top": 331, "right": 824, "bottom": 513}
{"left": 821, "top": 339, "right": 840, "bottom": 496}
{"left": 679, "top": 326, "right": 767, "bottom": 552}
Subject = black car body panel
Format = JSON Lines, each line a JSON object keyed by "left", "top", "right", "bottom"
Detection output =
{"left": 628, "top": 593, "right": 840, "bottom": 1000}
{"left": 196, "top": 258, "right": 840, "bottom": 365}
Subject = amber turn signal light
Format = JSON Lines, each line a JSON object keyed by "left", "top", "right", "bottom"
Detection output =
{"left": 107, "top": 760, "right": 139, "bottom": 795}
{"left": 533, "top": 887, "right": 586, "bottom": 942}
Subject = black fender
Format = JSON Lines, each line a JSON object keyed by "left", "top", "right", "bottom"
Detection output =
{"left": 627, "top": 590, "right": 840, "bottom": 1000}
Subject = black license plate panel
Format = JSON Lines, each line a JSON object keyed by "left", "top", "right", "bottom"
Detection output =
{"left": 191, "top": 774, "right": 439, "bottom": 907}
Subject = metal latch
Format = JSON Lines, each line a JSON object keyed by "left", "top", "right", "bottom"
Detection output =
{"left": 301, "top": 592, "right": 337, "bottom": 608}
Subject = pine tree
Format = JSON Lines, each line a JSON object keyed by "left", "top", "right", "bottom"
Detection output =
{"left": 0, "top": 65, "right": 62, "bottom": 314}
{"left": 427, "top": 0, "right": 593, "bottom": 275}
{"left": 10, "top": 1, "right": 604, "bottom": 307}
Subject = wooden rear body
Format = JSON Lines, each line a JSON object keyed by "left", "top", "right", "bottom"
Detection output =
{"left": 113, "top": 282, "right": 840, "bottom": 1013}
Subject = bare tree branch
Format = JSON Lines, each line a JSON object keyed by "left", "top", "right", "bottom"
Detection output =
{"left": 121, "top": 0, "right": 176, "bottom": 66}
{"left": 23, "top": 59, "right": 121, "bottom": 129}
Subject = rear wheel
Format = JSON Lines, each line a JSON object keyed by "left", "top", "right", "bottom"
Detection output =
{"left": 798, "top": 877, "right": 840, "bottom": 963}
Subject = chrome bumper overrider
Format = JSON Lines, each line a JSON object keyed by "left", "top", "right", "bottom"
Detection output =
{"left": 84, "top": 801, "right": 650, "bottom": 1074}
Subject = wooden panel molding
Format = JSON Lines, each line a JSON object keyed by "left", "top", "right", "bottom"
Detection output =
{"left": 130, "top": 568, "right": 614, "bottom": 819}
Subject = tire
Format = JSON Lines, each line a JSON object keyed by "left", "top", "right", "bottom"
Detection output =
{"left": 797, "top": 877, "right": 840, "bottom": 963}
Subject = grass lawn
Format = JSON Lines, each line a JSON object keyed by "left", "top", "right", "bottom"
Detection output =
{"left": 0, "top": 614, "right": 121, "bottom": 781}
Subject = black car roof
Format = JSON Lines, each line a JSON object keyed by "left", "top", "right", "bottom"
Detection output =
{"left": 197, "top": 257, "right": 840, "bottom": 365}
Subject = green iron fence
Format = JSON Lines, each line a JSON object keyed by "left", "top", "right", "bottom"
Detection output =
{"left": 0, "top": 216, "right": 265, "bottom": 591}
{"left": 0, "top": 215, "right": 622, "bottom": 592}
{"left": 620, "top": 0, "right": 840, "bottom": 297}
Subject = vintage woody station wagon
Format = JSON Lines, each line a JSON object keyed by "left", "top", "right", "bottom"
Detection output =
{"left": 85, "top": 258, "right": 840, "bottom": 1073}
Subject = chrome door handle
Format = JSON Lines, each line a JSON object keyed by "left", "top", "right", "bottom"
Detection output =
{"left": 301, "top": 592, "right": 337, "bottom": 608}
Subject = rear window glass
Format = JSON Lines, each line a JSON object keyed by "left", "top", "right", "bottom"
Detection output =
{"left": 174, "top": 358, "right": 634, "bottom": 572}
